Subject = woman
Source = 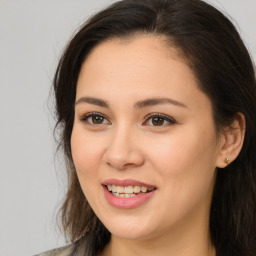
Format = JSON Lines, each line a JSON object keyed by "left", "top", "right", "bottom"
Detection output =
{"left": 37, "top": 0, "right": 256, "bottom": 255}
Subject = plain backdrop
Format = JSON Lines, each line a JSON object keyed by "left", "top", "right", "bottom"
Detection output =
{"left": 0, "top": 1, "right": 255, "bottom": 256}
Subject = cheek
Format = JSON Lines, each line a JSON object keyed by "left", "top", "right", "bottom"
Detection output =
{"left": 70, "top": 128, "right": 104, "bottom": 181}
{"left": 147, "top": 123, "right": 217, "bottom": 216}
{"left": 149, "top": 125, "right": 217, "bottom": 175}
{"left": 70, "top": 128, "right": 108, "bottom": 213}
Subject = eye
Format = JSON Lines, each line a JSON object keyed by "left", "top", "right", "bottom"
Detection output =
{"left": 80, "top": 112, "right": 110, "bottom": 125}
{"left": 143, "top": 113, "right": 176, "bottom": 127}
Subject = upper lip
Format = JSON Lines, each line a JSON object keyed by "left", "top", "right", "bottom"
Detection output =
{"left": 102, "top": 178, "right": 157, "bottom": 188}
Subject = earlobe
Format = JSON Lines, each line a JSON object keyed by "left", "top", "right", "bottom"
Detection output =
{"left": 216, "top": 113, "right": 246, "bottom": 168}
{"left": 224, "top": 157, "right": 231, "bottom": 165}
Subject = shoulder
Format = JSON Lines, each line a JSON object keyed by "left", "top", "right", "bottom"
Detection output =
{"left": 34, "top": 243, "right": 75, "bottom": 256}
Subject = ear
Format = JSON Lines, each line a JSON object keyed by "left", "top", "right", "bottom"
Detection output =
{"left": 216, "top": 113, "right": 246, "bottom": 168}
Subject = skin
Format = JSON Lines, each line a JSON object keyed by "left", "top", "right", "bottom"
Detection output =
{"left": 71, "top": 35, "right": 244, "bottom": 256}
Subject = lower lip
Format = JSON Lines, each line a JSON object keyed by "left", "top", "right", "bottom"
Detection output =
{"left": 103, "top": 186, "right": 156, "bottom": 209}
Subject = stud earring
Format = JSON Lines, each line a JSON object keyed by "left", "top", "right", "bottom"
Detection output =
{"left": 224, "top": 157, "right": 230, "bottom": 165}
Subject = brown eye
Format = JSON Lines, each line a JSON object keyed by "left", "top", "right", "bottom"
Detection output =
{"left": 143, "top": 113, "right": 176, "bottom": 127}
{"left": 152, "top": 117, "right": 164, "bottom": 126}
{"left": 80, "top": 113, "right": 110, "bottom": 125}
{"left": 91, "top": 115, "right": 104, "bottom": 124}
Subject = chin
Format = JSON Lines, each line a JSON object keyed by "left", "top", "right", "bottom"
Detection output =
{"left": 100, "top": 214, "right": 158, "bottom": 240}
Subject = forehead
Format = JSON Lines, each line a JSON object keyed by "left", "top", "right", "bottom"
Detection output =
{"left": 78, "top": 36, "right": 194, "bottom": 89}
{"left": 76, "top": 35, "right": 211, "bottom": 114}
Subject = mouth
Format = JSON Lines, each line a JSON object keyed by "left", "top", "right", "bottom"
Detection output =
{"left": 104, "top": 184, "right": 156, "bottom": 198}
{"left": 102, "top": 179, "right": 157, "bottom": 209}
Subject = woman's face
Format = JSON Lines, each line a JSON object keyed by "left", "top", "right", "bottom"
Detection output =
{"left": 71, "top": 36, "right": 223, "bottom": 241}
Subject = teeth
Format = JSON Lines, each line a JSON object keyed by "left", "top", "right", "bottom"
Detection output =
{"left": 134, "top": 186, "right": 140, "bottom": 193}
{"left": 112, "top": 192, "right": 137, "bottom": 198}
{"left": 116, "top": 186, "right": 124, "bottom": 193}
{"left": 124, "top": 186, "right": 133, "bottom": 193}
{"left": 112, "top": 185, "right": 117, "bottom": 192}
{"left": 141, "top": 186, "right": 147, "bottom": 193}
{"left": 106, "top": 184, "right": 155, "bottom": 195}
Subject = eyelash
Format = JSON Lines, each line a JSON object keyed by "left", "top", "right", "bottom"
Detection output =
{"left": 79, "top": 112, "right": 110, "bottom": 125}
{"left": 79, "top": 112, "right": 176, "bottom": 127}
{"left": 143, "top": 113, "right": 176, "bottom": 126}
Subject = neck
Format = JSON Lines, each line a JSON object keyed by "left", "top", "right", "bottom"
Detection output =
{"left": 104, "top": 237, "right": 215, "bottom": 256}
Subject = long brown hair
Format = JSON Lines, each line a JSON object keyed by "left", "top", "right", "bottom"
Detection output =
{"left": 53, "top": 0, "right": 256, "bottom": 255}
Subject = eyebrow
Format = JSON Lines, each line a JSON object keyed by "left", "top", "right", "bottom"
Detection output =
{"left": 75, "top": 96, "right": 187, "bottom": 109}
{"left": 134, "top": 97, "right": 187, "bottom": 109}
{"left": 75, "top": 97, "right": 109, "bottom": 108}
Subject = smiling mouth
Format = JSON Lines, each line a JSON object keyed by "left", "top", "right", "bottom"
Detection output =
{"left": 105, "top": 185, "right": 156, "bottom": 198}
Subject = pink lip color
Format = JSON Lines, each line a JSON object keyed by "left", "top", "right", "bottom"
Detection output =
{"left": 102, "top": 179, "right": 157, "bottom": 209}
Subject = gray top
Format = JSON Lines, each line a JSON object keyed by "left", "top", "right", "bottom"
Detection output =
{"left": 34, "top": 236, "right": 102, "bottom": 256}
{"left": 34, "top": 244, "right": 75, "bottom": 256}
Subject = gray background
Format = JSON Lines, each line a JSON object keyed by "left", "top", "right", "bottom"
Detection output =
{"left": 0, "top": 1, "right": 255, "bottom": 256}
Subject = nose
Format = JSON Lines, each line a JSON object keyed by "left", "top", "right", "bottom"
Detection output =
{"left": 103, "top": 126, "right": 144, "bottom": 170}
